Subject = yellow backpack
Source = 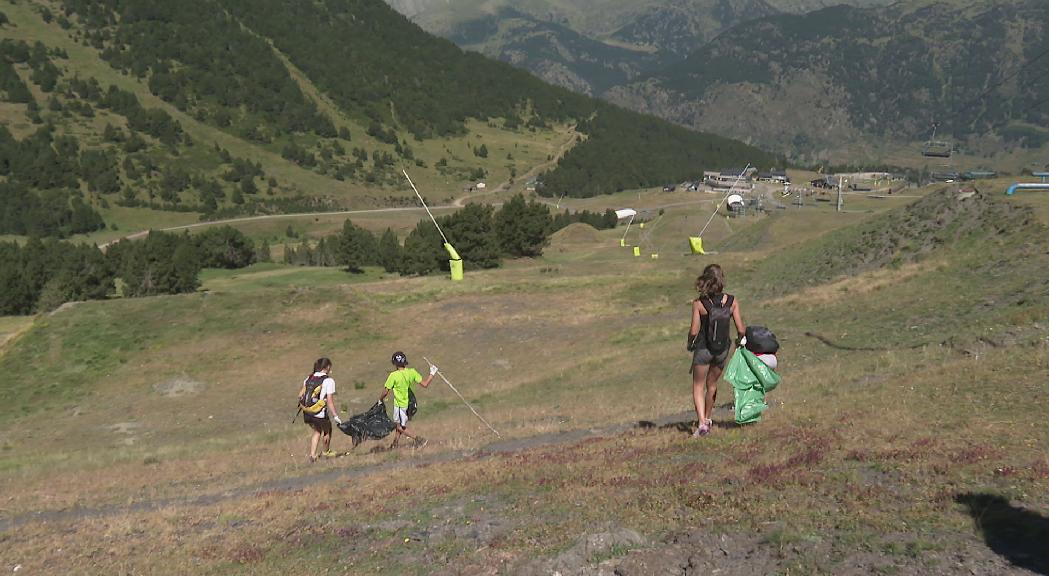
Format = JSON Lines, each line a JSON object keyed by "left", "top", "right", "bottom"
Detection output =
{"left": 299, "top": 374, "right": 327, "bottom": 415}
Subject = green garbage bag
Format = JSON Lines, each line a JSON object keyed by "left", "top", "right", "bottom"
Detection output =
{"left": 734, "top": 386, "right": 767, "bottom": 424}
{"left": 743, "top": 348, "right": 781, "bottom": 394}
{"left": 724, "top": 348, "right": 782, "bottom": 424}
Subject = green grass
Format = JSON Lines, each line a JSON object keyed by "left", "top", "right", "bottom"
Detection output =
{"left": 0, "top": 173, "right": 1047, "bottom": 574}
{"left": 199, "top": 263, "right": 390, "bottom": 291}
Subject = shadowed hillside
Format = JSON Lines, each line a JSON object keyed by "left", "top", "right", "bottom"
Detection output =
{"left": 608, "top": 0, "right": 1049, "bottom": 163}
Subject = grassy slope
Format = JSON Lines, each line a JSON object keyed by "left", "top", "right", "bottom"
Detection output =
{"left": 0, "top": 186, "right": 1047, "bottom": 573}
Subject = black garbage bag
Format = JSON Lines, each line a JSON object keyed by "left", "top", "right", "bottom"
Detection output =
{"left": 337, "top": 401, "right": 395, "bottom": 447}
{"left": 745, "top": 325, "right": 780, "bottom": 355}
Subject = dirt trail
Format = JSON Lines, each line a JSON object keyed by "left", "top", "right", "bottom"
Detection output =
{"left": 98, "top": 206, "right": 444, "bottom": 249}
{"left": 453, "top": 126, "right": 579, "bottom": 207}
{"left": 0, "top": 410, "right": 702, "bottom": 531}
{"left": 0, "top": 319, "right": 35, "bottom": 359}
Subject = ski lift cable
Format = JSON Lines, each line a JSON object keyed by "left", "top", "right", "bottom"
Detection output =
{"left": 639, "top": 213, "right": 665, "bottom": 252}
{"left": 697, "top": 163, "right": 751, "bottom": 238}
{"left": 932, "top": 85, "right": 1049, "bottom": 148}
{"left": 938, "top": 45, "right": 1049, "bottom": 126}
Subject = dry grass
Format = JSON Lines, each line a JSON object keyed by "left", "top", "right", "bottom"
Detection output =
{"left": 1, "top": 165, "right": 1047, "bottom": 573}
{"left": 4, "top": 343, "right": 1046, "bottom": 574}
{"left": 764, "top": 259, "right": 946, "bottom": 307}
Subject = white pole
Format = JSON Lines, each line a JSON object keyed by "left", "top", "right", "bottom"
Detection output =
{"left": 423, "top": 357, "right": 501, "bottom": 438}
{"left": 403, "top": 170, "right": 449, "bottom": 244}
{"left": 698, "top": 163, "right": 751, "bottom": 237}
{"left": 620, "top": 213, "right": 634, "bottom": 243}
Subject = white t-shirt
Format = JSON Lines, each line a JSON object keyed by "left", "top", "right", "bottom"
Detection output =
{"left": 303, "top": 372, "right": 336, "bottom": 418}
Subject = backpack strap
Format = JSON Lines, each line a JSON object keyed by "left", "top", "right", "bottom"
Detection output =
{"left": 703, "top": 293, "right": 724, "bottom": 312}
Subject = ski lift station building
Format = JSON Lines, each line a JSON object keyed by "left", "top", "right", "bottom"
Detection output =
{"left": 704, "top": 168, "right": 755, "bottom": 190}
{"left": 755, "top": 169, "right": 789, "bottom": 183}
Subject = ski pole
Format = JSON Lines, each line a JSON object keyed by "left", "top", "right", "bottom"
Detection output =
{"left": 291, "top": 405, "right": 302, "bottom": 424}
{"left": 423, "top": 357, "right": 501, "bottom": 438}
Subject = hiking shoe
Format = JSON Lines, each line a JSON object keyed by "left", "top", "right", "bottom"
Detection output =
{"left": 413, "top": 437, "right": 427, "bottom": 449}
{"left": 322, "top": 450, "right": 337, "bottom": 458}
{"left": 704, "top": 418, "right": 713, "bottom": 428}
{"left": 308, "top": 455, "right": 318, "bottom": 463}
{"left": 692, "top": 424, "right": 710, "bottom": 438}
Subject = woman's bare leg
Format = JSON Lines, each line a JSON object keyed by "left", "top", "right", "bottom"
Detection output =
{"left": 704, "top": 365, "right": 724, "bottom": 424}
{"left": 309, "top": 430, "right": 321, "bottom": 460}
{"left": 692, "top": 364, "right": 709, "bottom": 430}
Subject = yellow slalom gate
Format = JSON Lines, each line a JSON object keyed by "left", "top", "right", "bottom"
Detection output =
{"left": 633, "top": 246, "right": 641, "bottom": 257}
{"left": 445, "top": 243, "right": 463, "bottom": 281}
{"left": 404, "top": 169, "right": 464, "bottom": 282}
{"left": 689, "top": 236, "right": 706, "bottom": 255}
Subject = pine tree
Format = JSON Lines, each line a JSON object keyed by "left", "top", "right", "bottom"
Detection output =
{"left": 400, "top": 220, "right": 444, "bottom": 276}
{"left": 339, "top": 219, "right": 362, "bottom": 271}
{"left": 377, "top": 228, "right": 401, "bottom": 273}
{"left": 442, "top": 203, "right": 500, "bottom": 269}
{"left": 494, "top": 194, "right": 552, "bottom": 258}
{"left": 338, "top": 219, "right": 376, "bottom": 272}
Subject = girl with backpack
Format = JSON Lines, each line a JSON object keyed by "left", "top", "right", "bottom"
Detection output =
{"left": 299, "top": 357, "right": 344, "bottom": 462}
{"left": 687, "top": 264, "right": 745, "bottom": 437}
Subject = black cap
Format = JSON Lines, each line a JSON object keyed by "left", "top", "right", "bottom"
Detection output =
{"left": 392, "top": 351, "right": 407, "bottom": 366}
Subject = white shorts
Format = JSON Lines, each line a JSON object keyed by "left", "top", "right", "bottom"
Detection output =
{"left": 393, "top": 406, "right": 410, "bottom": 427}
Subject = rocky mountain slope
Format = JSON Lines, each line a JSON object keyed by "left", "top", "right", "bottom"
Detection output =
{"left": 607, "top": 0, "right": 1049, "bottom": 161}
{"left": 386, "top": 0, "right": 891, "bottom": 96}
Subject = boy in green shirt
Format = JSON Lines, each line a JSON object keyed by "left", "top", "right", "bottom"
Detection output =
{"left": 378, "top": 351, "right": 437, "bottom": 448}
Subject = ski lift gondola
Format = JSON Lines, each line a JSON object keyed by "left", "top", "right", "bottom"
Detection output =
{"left": 922, "top": 123, "right": 952, "bottom": 158}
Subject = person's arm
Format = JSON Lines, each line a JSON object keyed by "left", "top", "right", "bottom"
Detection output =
{"left": 325, "top": 379, "right": 341, "bottom": 423}
{"left": 379, "top": 375, "right": 392, "bottom": 403}
{"left": 420, "top": 365, "right": 438, "bottom": 388}
{"left": 689, "top": 299, "right": 704, "bottom": 337}
{"left": 732, "top": 299, "right": 746, "bottom": 337}
{"left": 326, "top": 392, "right": 341, "bottom": 422}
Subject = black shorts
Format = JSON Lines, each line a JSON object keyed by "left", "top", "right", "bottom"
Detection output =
{"left": 304, "top": 413, "right": 332, "bottom": 435}
{"left": 692, "top": 346, "right": 730, "bottom": 368}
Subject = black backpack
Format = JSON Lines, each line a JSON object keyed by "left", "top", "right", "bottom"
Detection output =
{"left": 703, "top": 294, "right": 734, "bottom": 354}
{"left": 407, "top": 389, "right": 418, "bottom": 420}
{"left": 300, "top": 374, "right": 327, "bottom": 415}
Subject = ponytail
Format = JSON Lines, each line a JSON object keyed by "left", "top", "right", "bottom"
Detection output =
{"left": 312, "top": 357, "right": 332, "bottom": 374}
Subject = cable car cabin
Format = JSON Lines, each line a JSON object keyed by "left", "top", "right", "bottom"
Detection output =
{"left": 922, "top": 141, "right": 952, "bottom": 158}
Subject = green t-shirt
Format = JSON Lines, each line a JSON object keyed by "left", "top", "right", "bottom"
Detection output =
{"left": 384, "top": 368, "right": 422, "bottom": 408}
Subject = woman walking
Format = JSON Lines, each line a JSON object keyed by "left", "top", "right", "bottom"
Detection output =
{"left": 299, "top": 357, "right": 343, "bottom": 462}
{"left": 688, "top": 264, "right": 745, "bottom": 436}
